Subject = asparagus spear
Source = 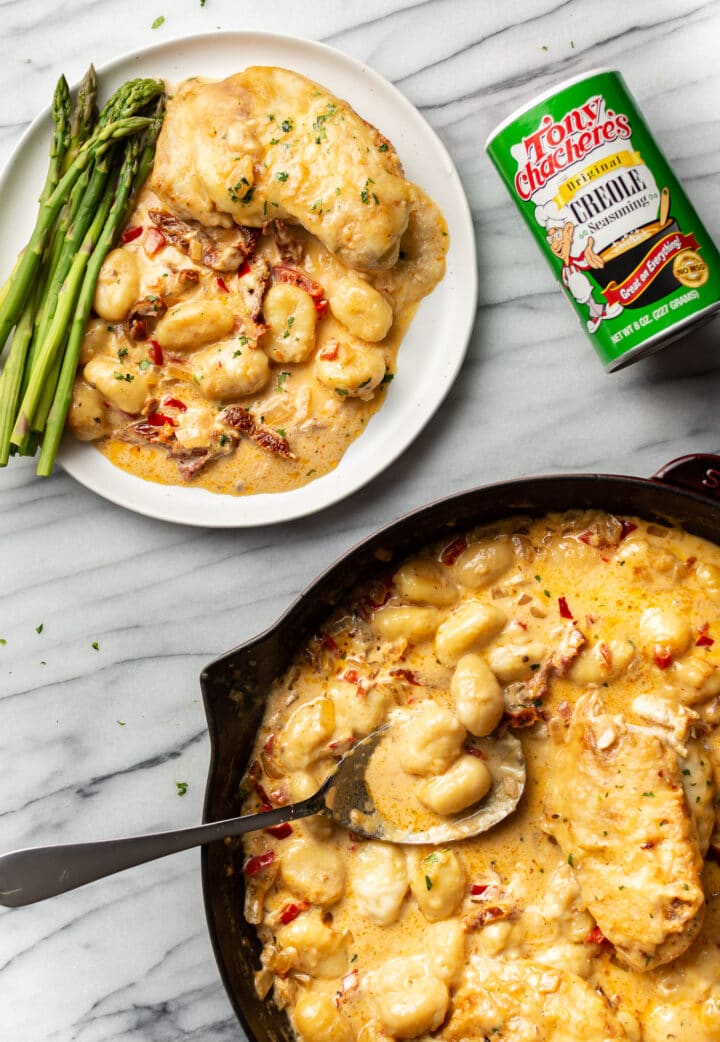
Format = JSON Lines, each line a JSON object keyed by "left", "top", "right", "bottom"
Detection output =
{"left": 0, "top": 77, "right": 162, "bottom": 352}
{"left": 64, "top": 65, "right": 97, "bottom": 172}
{"left": 39, "top": 76, "right": 72, "bottom": 206}
{"left": 0, "top": 76, "right": 73, "bottom": 462}
{"left": 0, "top": 291, "right": 38, "bottom": 465}
{"left": 0, "top": 77, "right": 71, "bottom": 332}
{"left": 29, "top": 90, "right": 167, "bottom": 441}
{"left": 37, "top": 139, "right": 144, "bottom": 475}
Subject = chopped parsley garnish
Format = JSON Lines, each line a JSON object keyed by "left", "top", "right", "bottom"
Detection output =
{"left": 138, "top": 359, "right": 151, "bottom": 371}
{"left": 360, "top": 178, "right": 379, "bottom": 205}
{"left": 567, "top": 853, "right": 574, "bottom": 866}
{"left": 281, "top": 118, "right": 294, "bottom": 133}
{"left": 381, "top": 372, "right": 394, "bottom": 384}
{"left": 335, "top": 388, "right": 349, "bottom": 397}
{"left": 276, "top": 428, "right": 286, "bottom": 438}
{"left": 233, "top": 349, "right": 243, "bottom": 358}
{"left": 114, "top": 372, "right": 134, "bottom": 382}
{"left": 228, "top": 178, "right": 255, "bottom": 204}
{"left": 176, "top": 781, "right": 188, "bottom": 797}
{"left": 275, "top": 171, "right": 289, "bottom": 182}
{"left": 378, "top": 142, "right": 389, "bottom": 152}
{"left": 277, "top": 370, "right": 291, "bottom": 390}
{"left": 219, "top": 433, "right": 230, "bottom": 447}
{"left": 312, "top": 103, "right": 337, "bottom": 143}
{"left": 425, "top": 875, "right": 433, "bottom": 890}
{"left": 118, "top": 347, "right": 129, "bottom": 359}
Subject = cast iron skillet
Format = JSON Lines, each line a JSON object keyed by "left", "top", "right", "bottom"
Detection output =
{"left": 200, "top": 452, "right": 720, "bottom": 1040}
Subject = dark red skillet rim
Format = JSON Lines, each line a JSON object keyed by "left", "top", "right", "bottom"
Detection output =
{"left": 199, "top": 458, "right": 720, "bottom": 1037}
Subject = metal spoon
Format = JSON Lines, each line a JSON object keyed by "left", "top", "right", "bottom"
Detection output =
{"left": 0, "top": 728, "right": 525, "bottom": 908}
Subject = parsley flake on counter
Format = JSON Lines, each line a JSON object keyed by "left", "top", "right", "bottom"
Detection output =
{"left": 0, "top": 639, "right": 6, "bottom": 646}
{"left": 91, "top": 641, "right": 99, "bottom": 651}
{"left": 35, "top": 623, "right": 44, "bottom": 634}
{"left": 176, "top": 781, "right": 188, "bottom": 796}
{"left": 151, "top": 15, "right": 165, "bottom": 28}
{"left": 117, "top": 720, "right": 126, "bottom": 726}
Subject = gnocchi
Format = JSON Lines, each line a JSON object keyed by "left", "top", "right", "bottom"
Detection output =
{"left": 276, "top": 910, "right": 348, "bottom": 977}
{"left": 425, "top": 919, "right": 466, "bottom": 985}
{"left": 83, "top": 355, "right": 158, "bottom": 414}
{"left": 393, "top": 558, "right": 458, "bottom": 607}
{"left": 93, "top": 248, "right": 140, "bottom": 322}
{"left": 399, "top": 702, "right": 465, "bottom": 776}
{"left": 293, "top": 994, "right": 353, "bottom": 1042}
{"left": 410, "top": 849, "right": 466, "bottom": 921}
{"left": 328, "top": 275, "right": 393, "bottom": 342}
{"left": 567, "top": 638, "right": 635, "bottom": 686}
{"left": 154, "top": 299, "right": 236, "bottom": 352}
{"left": 450, "top": 537, "right": 514, "bottom": 589}
{"left": 280, "top": 834, "right": 346, "bottom": 906}
{"left": 369, "top": 956, "right": 449, "bottom": 1038}
{"left": 67, "top": 381, "right": 111, "bottom": 440}
{"left": 417, "top": 754, "right": 492, "bottom": 815}
{"left": 315, "top": 338, "right": 386, "bottom": 399}
{"left": 262, "top": 282, "right": 318, "bottom": 363}
{"left": 276, "top": 698, "right": 336, "bottom": 770}
{"left": 350, "top": 842, "right": 408, "bottom": 925}
{"left": 451, "top": 654, "right": 504, "bottom": 736}
{"left": 639, "top": 606, "right": 692, "bottom": 657}
{"left": 192, "top": 339, "right": 270, "bottom": 400}
{"left": 373, "top": 605, "right": 442, "bottom": 645}
{"left": 435, "top": 602, "right": 507, "bottom": 665}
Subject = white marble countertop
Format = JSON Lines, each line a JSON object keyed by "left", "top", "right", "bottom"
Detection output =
{"left": 2, "top": 1, "right": 720, "bottom": 1039}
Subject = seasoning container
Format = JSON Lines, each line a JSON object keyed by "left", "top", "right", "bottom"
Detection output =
{"left": 485, "top": 68, "right": 720, "bottom": 370}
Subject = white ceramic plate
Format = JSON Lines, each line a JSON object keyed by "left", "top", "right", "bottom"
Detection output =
{"left": 0, "top": 32, "right": 477, "bottom": 527}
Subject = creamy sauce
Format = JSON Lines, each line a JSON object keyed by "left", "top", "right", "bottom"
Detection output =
{"left": 241, "top": 511, "right": 720, "bottom": 1042}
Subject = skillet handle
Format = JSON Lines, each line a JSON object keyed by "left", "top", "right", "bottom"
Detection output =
{"left": 652, "top": 454, "right": 720, "bottom": 501}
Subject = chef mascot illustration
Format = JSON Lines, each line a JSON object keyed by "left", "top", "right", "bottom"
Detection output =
{"left": 542, "top": 215, "right": 624, "bottom": 333}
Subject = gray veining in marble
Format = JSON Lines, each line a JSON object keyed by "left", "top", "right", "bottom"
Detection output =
{"left": 2, "top": 0, "right": 720, "bottom": 1038}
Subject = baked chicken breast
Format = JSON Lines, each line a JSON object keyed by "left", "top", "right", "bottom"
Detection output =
{"left": 151, "top": 66, "right": 413, "bottom": 270}
{"left": 543, "top": 693, "right": 705, "bottom": 971}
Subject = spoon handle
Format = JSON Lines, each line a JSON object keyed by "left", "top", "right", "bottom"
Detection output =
{"left": 0, "top": 800, "right": 313, "bottom": 908}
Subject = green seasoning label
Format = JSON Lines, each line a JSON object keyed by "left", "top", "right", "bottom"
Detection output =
{"left": 486, "top": 69, "right": 720, "bottom": 369}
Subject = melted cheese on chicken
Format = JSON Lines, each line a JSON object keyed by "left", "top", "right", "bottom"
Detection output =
{"left": 241, "top": 511, "right": 720, "bottom": 1042}
{"left": 151, "top": 67, "right": 413, "bottom": 270}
